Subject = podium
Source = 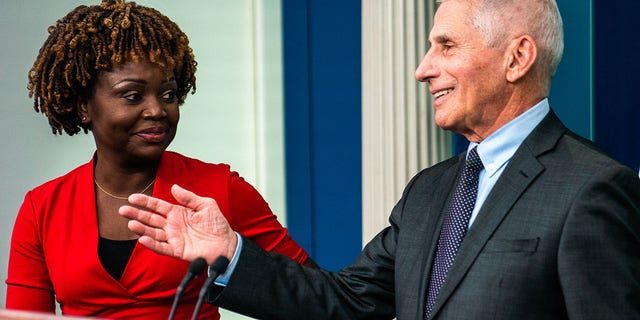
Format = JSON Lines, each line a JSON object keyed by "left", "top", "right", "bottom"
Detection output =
{"left": 0, "top": 310, "right": 96, "bottom": 320}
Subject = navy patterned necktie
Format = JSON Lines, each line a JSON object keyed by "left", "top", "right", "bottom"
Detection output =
{"left": 425, "top": 147, "right": 484, "bottom": 319}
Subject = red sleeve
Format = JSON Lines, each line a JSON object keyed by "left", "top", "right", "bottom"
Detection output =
{"left": 5, "top": 192, "right": 56, "bottom": 313}
{"left": 226, "top": 172, "right": 309, "bottom": 264}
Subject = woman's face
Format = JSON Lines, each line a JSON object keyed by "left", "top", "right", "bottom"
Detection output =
{"left": 79, "top": 60, "right": 179, "bottom": 166}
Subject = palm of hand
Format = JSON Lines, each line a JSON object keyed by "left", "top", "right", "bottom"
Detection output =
{"left": 162, "top": 196, "right": 236, "bottom": 264}
{"left": 121, "top": 184, "right": 238, "bottom": 264}
{"left": 165, "top": 203, "right": 216, "bottom": 261}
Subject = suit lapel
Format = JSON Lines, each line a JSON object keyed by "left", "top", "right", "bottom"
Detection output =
{"left": 415, "top": 155, "right": 466, "bottom": 317}
{"left": 428, "top": 111, "right": 568, "bottom": 317}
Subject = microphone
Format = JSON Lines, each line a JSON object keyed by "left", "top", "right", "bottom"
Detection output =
{"left": 168, "top": 257, "right": 207, "bottom": 320}
{"left": 191, "top": 256, "right": 230, "bottom": 320}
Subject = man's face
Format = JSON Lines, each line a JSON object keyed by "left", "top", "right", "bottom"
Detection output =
{"left": 414, "top": 0, "right": 510, "bottom": 141}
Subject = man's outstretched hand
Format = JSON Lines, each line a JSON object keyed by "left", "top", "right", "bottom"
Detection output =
{"left": 119, "top": 184, "right": 238, "bottom": 264}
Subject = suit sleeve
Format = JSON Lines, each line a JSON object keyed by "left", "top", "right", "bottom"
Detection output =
{"left": 5, "top": 191, "right": 56, "bottom": 312}
{"left": 558, "top": 164, "right": 640, "bottom": 318}
{"left": 206, "top": 172, "right": 429, "bottom": 320}
{"left": 208, "top": 235, "right": 395, "bottom": 320}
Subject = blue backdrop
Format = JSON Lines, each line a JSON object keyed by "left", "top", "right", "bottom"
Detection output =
{"left": 282, "top": 0, "right": 362, "bottom": 271}
{"left": 593, "top": 1, "right": 640, "bottom": 170}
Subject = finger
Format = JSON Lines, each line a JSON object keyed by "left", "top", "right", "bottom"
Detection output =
{"left": 127, "top": 220, "right": 168, "bottom": 242}
{"left": 137, "top": 236, "right": 176, "bottom": 258}
{"left": 126, "top": 193, "right": 178, "bottom": 217}
{"left": 119, "top": 205, "right": 167, "bottom": 229}
{"left": 171, "top": 184, "right": 219, "bottom": 211}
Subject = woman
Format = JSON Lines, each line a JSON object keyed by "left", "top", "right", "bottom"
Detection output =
{"left": 5, "top": 1, "right": 316, "bottom": 319}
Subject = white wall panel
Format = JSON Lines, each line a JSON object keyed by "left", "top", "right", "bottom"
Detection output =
{"left": 361, "top": 0, "right": 450, "bottom": 244}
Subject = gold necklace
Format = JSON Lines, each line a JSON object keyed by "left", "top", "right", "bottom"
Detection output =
{"left": 94, "top": 178, "right": 155, "bottom": 200}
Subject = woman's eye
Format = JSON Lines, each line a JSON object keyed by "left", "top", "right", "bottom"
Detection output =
{"left": 161, "top": 91, "right": 177, "bottom": 102}
{"left": 123, "top": 92, "right": 142, "bottom": 102}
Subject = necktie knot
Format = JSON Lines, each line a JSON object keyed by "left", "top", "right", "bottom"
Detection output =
{"left": 465, "top": 146, "right": 484, "bottom": 174}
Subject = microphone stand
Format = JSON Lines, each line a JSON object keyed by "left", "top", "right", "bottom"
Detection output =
{"left": 168, "top": 257, "right": 207, "bottom": 320}
{"left": 191, "top": 256, "right": 230, "bottom": 320}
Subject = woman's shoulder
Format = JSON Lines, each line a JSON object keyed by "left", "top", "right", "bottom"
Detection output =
{"left": 158, "top": 151, "right": 236, "bottom": 191}
{"left": 161, "top": 151, "right": 231, "bottom": 173}
{"left": 27, "top": 161, "right": 92, "bottom": 196}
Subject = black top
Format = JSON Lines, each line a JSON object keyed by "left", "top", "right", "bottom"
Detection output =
{"left": 98, "top": 237, "right": 137, "bottom": 281}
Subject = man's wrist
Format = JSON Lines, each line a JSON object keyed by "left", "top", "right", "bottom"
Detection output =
{"left": 212, "top": 232, "right": 242, "bottom": 286}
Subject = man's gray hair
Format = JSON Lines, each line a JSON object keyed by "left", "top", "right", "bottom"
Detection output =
{"left": 438, "top": 0, "right": 564, "bottom": 87}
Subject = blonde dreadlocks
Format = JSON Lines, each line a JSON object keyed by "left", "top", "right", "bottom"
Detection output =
{"left": 28, "top": 0, "right": 197, "bottom": 135}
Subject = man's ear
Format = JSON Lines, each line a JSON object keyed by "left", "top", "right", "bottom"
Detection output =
{"left": 505, "top": 35, "right": 537, "bottom": 83}
{"left": 77, "top": 98, "right": 90, "bottom": 124}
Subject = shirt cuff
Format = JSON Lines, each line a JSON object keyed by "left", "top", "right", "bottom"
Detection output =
{"left": 211, "top": 232, "right": 242, "bottom": 286}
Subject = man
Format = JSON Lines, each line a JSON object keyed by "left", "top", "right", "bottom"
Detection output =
{"left": 119, "top": 0, "right": 640, "bottom": 318}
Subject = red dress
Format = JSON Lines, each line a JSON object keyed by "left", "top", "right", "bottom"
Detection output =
{"left": 6, "top": 151, "right": 309, "bottom": 319}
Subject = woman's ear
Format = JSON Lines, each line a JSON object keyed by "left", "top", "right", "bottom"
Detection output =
{"left": 77, "top": 98, "right": 90, "bottom": 124}
{"left": 505, "top": 34, "right": 537, "bottom": 83}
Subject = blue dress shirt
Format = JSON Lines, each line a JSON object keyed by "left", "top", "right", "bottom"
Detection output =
{"left": 468, "top": 98, "right": 549, "bottom": 228}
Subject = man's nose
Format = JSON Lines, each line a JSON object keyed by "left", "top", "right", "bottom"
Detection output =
{"left": 414, "top": 49, "right": 437, "bottom": 82}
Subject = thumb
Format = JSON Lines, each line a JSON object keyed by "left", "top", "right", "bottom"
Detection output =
{"left": 170, "top": 184, "right": 215, "bottom": 211}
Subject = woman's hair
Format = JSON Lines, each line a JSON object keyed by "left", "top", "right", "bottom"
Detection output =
{"left": 28, "top": 0, "right": 197, "bottom": 135}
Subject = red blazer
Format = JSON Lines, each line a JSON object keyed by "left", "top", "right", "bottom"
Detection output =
{"left": 6, "top": 151, "right": 309, "bottom": 319}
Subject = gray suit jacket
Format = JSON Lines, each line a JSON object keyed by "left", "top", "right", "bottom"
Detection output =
{"left": 210, "top": 111, "right": 640, "bottom": 319}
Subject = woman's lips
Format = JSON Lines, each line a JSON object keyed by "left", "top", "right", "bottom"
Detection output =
{"left": 136, "top": 127, "right": 167, "bottom": 143}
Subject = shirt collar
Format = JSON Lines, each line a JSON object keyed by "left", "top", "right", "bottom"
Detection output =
{"left": 468, "top": 99, "right": 550, "bottom": 177}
